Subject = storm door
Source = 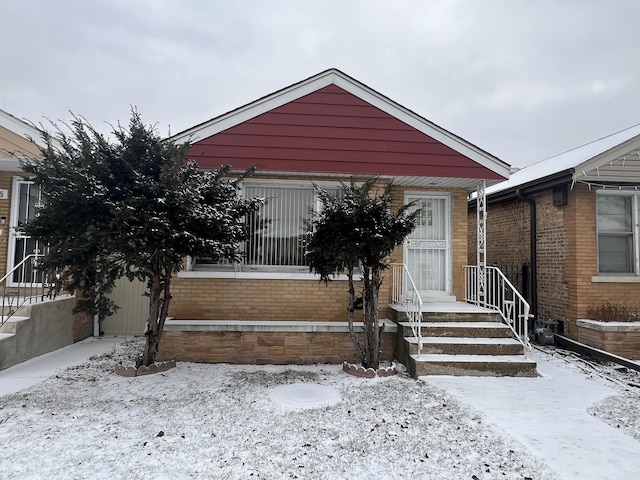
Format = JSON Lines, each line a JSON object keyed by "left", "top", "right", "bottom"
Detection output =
{"left": 404, "top": 194, "right": 451, "bottom": 297}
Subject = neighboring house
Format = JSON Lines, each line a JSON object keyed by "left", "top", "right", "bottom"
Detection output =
{"left": 0, "top": 109, "right": 90, "bottom": 370}
{"left": 469, "top": 125, "right": 640, "bottom": 358}
{"left": 0, "top": 108, "right": 43, "bottom": 284}
{"left": 159, "top": 68, "right": 532, "bottom": 374}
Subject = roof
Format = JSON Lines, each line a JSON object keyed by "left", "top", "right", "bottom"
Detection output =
{"left": 0, "top": 108, "right": 44, "bottom": 170}
{"left": 172, "top": 68, "right": 511, "bottom": 188}
{"left": 486, "top": 123, "right": 640, "bottom": 197}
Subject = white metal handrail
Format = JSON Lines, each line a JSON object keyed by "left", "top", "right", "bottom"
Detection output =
{"left": 391, "top": 263, "right": 424, "bottom": 354}
{"left": 0, "top": 254, "right": 57, "bottom": 327}
{"left": 464, "top": 265, "right": 531, "bottom": 349}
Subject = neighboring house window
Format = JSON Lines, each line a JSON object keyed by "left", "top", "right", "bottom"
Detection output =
{"left": 597, "top": 193, "right": 638, "bottom": 274}
{"left": 193, "top": 180, "right": 339, "bottom": 272}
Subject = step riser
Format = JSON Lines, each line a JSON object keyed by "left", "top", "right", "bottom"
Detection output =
{"left": 407, "top": 342, "right": 523, "bottom": 356}
{"left": 391, "top": 310, "right": 502, "bottom": 324}
{"left": 418, "top": 326, "right": 513, "bottom": 338}
{"left": 413, "top": 360, "right": 537, "bottom": 377}
{"left": 424, "top": 313, "right": 502, "bottom": 323}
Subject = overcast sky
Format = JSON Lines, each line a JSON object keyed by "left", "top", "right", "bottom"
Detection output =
{"left": 2, "top": 0, "right": 639, "bottom": 168}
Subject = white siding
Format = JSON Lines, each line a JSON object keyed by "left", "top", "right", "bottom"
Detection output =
{"left": 102, "top": 277, "right": 148, "bottom": 336}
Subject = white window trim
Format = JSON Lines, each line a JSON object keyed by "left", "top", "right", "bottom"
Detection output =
{"left": 596, "top": 191, "right": 640, "bottom": 276}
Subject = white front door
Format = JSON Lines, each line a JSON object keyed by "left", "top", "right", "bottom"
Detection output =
{"left": 404, "top": 193, "right": 451, "bottom": 297}
{"left": 7, "top": 178, "right": 43, "bottom": 285}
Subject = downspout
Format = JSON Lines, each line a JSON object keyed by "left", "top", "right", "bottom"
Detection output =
{"left": 516, "top": 189, "right": 538, "bottom": 321}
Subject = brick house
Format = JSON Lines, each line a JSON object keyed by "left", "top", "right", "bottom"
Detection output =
{"left": 157, "top": 68, "right": 526, "bottom": 369}
{"left": 469, "top": 125, "right": 640, "bottom": 358}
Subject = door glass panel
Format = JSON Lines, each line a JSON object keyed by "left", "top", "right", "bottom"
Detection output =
{"left": 9, "top": 181, "right": 43, "bottom": 284}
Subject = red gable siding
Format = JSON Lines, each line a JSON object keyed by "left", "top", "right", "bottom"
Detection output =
{"left": 189, "top": 85, "right": 502, "bottom": 179}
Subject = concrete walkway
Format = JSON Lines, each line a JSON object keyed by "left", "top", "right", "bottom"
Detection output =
{"left": 426, "top": 349, "right": 640, "bottom": 480}
{"left": 0, "top": 336, "right": 122, "bottom": 396}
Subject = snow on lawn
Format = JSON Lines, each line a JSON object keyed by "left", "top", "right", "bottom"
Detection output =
{"left": 0, "top": 340, "right": 557, "bottom": 480}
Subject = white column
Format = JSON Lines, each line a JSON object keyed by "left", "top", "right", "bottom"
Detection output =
{"left": 476, "top": 181, "right": 486, "bottom": 305}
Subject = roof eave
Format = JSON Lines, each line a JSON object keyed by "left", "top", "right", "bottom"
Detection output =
{"left": 479, "top": 170, "right": 575, "bottom": 205}
{"left": 0, "top": 109, "right": 45, "bottom": 149}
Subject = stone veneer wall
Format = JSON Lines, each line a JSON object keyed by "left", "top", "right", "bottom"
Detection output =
{"left": 158, "top": 329, "right": 395, "bottom": 365}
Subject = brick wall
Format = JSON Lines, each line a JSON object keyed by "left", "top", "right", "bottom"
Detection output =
{"left": 468, "top": 190, "right": 569, "bottom": 325}
{"left": 451, "top": 189, "right": 469, "bottom": 301}
{"left": 170, "top": 277, "right": 366, "bottom": 322}
{"left": 172, "top": 184, "right": 470, "bottom": 323}
{"left": 468, "top": 198, "right": 530, "bottom": 267}
{"left": 470, "top": 184, "right": 640, "bottom": 342}
{"left": 565, "top": 185, "right": 640, "bottom": 337}
{"left": 534, "top": 190, "right": 569, "bottom": 321}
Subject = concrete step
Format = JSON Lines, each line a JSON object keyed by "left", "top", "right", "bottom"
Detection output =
{"left": 389, "top": 302, "right": 499, "bottom": 322}
{"left": 405, "top": 336, "right": 524, "bottom": 355}
{"left": 400, "top": 321, "right": 513, "bottom": 338}
{"left": 0, "top": 332, "right": 14, "bottom": 340}
{"left": 412, "top": 353, "right": 537, "bottom": 377}
{"left": 0, "top": 316, "right": 30, "bottom": 334}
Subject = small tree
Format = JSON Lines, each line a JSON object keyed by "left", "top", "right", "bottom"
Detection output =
{"left": 305, "top": 179, "right": 419, "bottom": 369}
{"left": 22, "top": 112, "right": 262, "bottom": 366}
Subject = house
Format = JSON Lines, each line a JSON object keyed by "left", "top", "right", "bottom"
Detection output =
{"left": 0, "top": 108, "right": 90, "bottom": 370}
{"left": 469, "top": 125, "right": 640, "bottom": 359}
{"left": 159, "top": 69, "right": 536, "bottom": 376}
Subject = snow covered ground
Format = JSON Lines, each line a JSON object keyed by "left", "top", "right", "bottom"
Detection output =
{"left": 0, "top": 339, "right": 638, "bottom": 479}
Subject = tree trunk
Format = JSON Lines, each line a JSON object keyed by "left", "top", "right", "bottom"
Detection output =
{"left": 361, "top": 265, "right": 382, "bottom": 370}
{"left": 346, "top": 266, "right": 364, "bottom": 361}
{"left": 140, "top": 267, "right": 172, "bottom": 367}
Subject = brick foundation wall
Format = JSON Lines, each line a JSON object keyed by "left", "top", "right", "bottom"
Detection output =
{"left": 577, "top": 320, "right": 640, "bottom": 359}
{"left": 157, "top": 330, "right": 395, "bottom": 365}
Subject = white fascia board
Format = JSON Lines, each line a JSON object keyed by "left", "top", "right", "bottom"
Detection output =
{"left": 0, "top": 109, "right": 45, "bottom": 147}
{"left": 331, "top": 74, "right": 510, "bottom": 179}
{"left": 171, "top": 71, "right": 338, "bottom": 144}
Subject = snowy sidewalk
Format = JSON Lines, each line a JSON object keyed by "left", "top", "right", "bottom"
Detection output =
{"left": 426, "top": 349, "right": 640, "bottom": 480}
{"left": 0, "top": 336, "right": 122, "bottom": 396}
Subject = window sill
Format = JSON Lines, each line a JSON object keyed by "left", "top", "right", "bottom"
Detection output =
{"left": 591, "top": 275, "right": 640, "bottom": 283}
{"left": 178, "top": 270, "right": 352, "bottom": 281}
